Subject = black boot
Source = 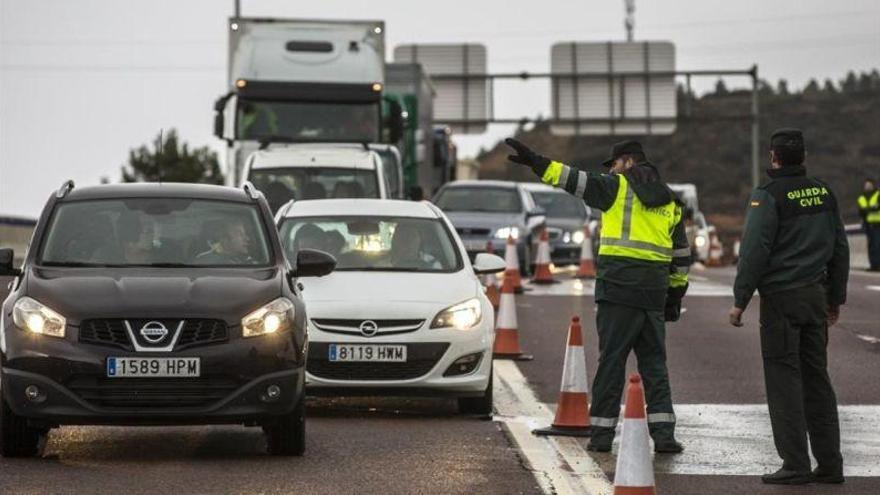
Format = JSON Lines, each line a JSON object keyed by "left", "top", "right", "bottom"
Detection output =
{"left": 761, "top": 468, "right": 813, "bottom": 485}
{"left": 654, "top": 439, "right": 684, "bottom": 454}
{"left": 649, "top": 424, "right": 683, "bottom": 453}
{"left": 586, "top": 427, "right": 614, "bottom": 452}
{"left": 812, "top": 466, "right": 844, "bottom": 484}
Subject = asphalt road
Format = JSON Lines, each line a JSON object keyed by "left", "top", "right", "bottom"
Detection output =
{"left": 1, "top": 265, "right": 878, "bottom": 494}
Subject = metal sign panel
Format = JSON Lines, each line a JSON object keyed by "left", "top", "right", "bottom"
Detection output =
{"left": 393, "top": 44, "right": 489, "bottom": 134}
{"left": 550, "top": 41, "right": 676, "bottom": 136}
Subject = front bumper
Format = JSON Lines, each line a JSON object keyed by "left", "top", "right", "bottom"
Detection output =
{"left": 1, "top": 323, "right": 306, "bottom": 426}
{"left": 305, "top": 324, "right": 493, "bottom": 397}
{"left": 548, "top": 244, "right": 581, "bottom": 265}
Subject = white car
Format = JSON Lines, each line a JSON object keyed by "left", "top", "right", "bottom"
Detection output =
{"left": 242, "top": 143, "right": 394, "bottom": 213}
{"left": 276, "top": 199, "right": 506, "bottom": 413}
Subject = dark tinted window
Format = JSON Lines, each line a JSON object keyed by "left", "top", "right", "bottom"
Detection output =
{"left": 531, "top": 192, "right": 586, "bottom": 219}
{"left": 237, "top": 100, "right": 378, "bottom": 142}
{"left": 249, "top": 167, "right": 380, "bottom": 211}
{"left": 434, "top": 187, "right": 522, "bottom": 213}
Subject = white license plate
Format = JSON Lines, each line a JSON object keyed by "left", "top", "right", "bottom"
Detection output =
{"left": 106, "top": 357, "right": 200, "bottom": 378}
{"left": 328, "top": 344, "right": 407, "bottom": 362}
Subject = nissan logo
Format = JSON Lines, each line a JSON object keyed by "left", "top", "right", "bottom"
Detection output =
{"left": 140, "top": 321, "right": 169, "bottom": 344}
{"left": 359, "top": 320, "right": 379, "bottom": 337}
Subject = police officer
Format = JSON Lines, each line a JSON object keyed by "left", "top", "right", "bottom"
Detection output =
{"left": 729, "top": 128, "right": 849, "bottom": 485}
{"left": 857, "top": 178, "right": 880, "bottom": 271}
{"left": 506, "top": 138, "right": 690, "bottom": 453}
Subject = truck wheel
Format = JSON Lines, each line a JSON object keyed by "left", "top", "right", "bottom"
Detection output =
{"left": 457, "top": 369, "right": 493, "bottom": 416}
{"left": 1, "top": 396, "right": 42, "bottom": 458}
{"left": 265, "top": 395, "right": 306, "bottom": 456}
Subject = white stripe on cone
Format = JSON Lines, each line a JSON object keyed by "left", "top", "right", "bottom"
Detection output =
{"left": 534, "top": 236, "right": 551, "bottom": 266}
{"left": 495, "top": 292, "right": 517, "bottom": 330}
{"left": 614, "top": 421, "right": 655, "bottom": 488}
{"left": 560, "top": 345, "right": 588, "bottom": 393}
{"left": 504, "top": 236, "right": 520, "bottom": 271}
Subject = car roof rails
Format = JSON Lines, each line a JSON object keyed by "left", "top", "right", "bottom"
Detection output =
{"left": 241, "top": 181, "right": 262, "bottom": 201}
{"left": 55, "top": 180, "right": 75, "bottom": 198}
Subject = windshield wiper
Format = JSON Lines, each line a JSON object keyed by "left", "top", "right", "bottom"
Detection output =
{"left": 135, "top": 263, "right": 197, "bottom": 268}
{"left": 335, "top": 267, "right": 426, "bottom": 272}
{"left": 41, "top": 261, "right": 113, "bottom": 267}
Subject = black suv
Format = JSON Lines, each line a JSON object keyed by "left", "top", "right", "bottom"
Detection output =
{"left": 0, "top": 182, "right": 334, "bottom": 457}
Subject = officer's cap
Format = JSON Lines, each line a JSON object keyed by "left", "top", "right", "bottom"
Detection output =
{"left": 770, "top": 128, "right": 804, "bottom": 151}
{"left": 602, "top": 140, "right": 646, "bottom": 167}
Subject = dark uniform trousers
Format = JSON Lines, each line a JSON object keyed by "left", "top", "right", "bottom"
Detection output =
{"left": 590, "top": 301, "right": 675, "bottom": 441}
{"left": 759, "top": 284, "right": 842, "bottom": 472}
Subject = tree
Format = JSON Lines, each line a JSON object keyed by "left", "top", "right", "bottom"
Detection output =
{"left": 802, "top": 79, "right": 820, "bottom": 96}
{"left": 713, "top": 79, "right": 729, "bottom": 96}
{"left": 121, "top": 129, "right": 224, "bottom": 184}
{"left": 840, "top": 71, "right": 858, "bottom": 93}
{"left": 777, "top": 79, "right": 790, "bottom": 96}
{"left": 823, "top": 79, "right": 837, "bottom": 94}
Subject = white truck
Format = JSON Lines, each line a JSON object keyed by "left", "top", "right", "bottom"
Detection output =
{"left": 213, "top": 18, "right": 400, "bottom": 186}
{"left": 668, "top": 183, "right": 712, "bottom": 262}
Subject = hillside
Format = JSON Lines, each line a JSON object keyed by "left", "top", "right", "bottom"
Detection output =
{"left": 477, "top": 70, "right": 880, "bottom": 233}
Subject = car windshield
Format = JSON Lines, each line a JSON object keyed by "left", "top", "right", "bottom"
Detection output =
{"left": 39, "top": 199, "right": 272, "bottom": 267}
{"left": 434, "top": 187, "right": 522, "bottom": 213}
{"left": 236, "top": 99, "right": 379, "bottom": 143}
{"left": 531, "top": 192, "right": 586, "bottom": 219}
{"left": 249, "top": 167, "right": 380, "bottom": 212}
{"left": 279, "top": 216, "right": 461, "bottom": 273}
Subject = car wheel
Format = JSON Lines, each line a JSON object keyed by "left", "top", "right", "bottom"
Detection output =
{"left": 1, "top": 395, "right": 43, "bottom": 458}
{"left": 265, "top": 394, "right": 306, "bottom": 456}
{"left": 457, "top": 368, "right": 493, "bottom": 416}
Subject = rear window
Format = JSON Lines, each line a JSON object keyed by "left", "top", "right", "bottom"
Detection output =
{"left": 249, "top": 167, "right": 379, "bottom": 212}
{"left": 434, "top": 187, "right": 522, "bottom": 213}
{"left": 531, "top": 192, "right": 586, "bottom": 219}
{"left": 39, "top": 198, "right": 272, "bottom": 267}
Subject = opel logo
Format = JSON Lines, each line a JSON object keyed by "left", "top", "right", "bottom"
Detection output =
{"left": 140, "top": 321, "right": 169, "bottom": 344}
{"left": 359, "top": 320, "right": 379, "bottom": 337}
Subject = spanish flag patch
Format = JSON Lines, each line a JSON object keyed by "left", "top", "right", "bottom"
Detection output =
{"left": 750, "top": 201, "right": 761, "bottom": 207}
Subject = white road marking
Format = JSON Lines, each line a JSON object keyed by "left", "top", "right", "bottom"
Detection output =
{"left": 866, "top": 285, "right": 880, "bottom": 292}
{"left": 494, "top": 360, "right": 613, "bottom": 495}
{"left": 585, "top": 404, "right": 880, "bottom": 477}
{"left": 523, "top": 278, "right": 732, "bottom": 297}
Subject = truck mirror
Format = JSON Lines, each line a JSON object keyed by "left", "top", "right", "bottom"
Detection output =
{"left": 384, "top": 98, "right": 404, "bottom": 143}
{"left": 213, "top": 93, "right": 232, "bottom": 139}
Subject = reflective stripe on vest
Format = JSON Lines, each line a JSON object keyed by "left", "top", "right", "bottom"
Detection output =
{"left": 861, "top": 191, "right": 880, "bottom": 224}
{"left": 599, "top": 174, "right": 679, "bottom": 262}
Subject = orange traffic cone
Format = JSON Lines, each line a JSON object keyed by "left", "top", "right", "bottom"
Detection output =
{"left": 574, "top": 225, "right": 597, "bottom": 279}
{"left": 503, "top": 234, "right": 524, "bottom": 294}
{"left": 613, "top": 373, "right": 656, "bottom": 495}
{"left": 531, "top": 228, "right": 557, "bottom": 284}
{"left": 533, "top": 316, "right": 591, "bottom": 437}
{"left": 493, "top": 271, "right": 532, "bottom": 361}
{"left": 706, "top": 231, "right": 724, "bottom": 267}
{"left": 483, "top": 241, "right": 500, "bottom": 310}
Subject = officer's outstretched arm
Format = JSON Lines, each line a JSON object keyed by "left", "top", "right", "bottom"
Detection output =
{"left": 733, "top": 190, "right": 778, "bottom": 310}
{"left": 505, "top": 138, "right": 618, "bottom": 211}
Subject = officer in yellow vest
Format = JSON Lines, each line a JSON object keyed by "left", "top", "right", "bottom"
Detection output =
{"left": 857, "top": 178, "right": 880, "bottom": 271}
{"left": 506, "top": 138, "right": 691, "bottom": 453}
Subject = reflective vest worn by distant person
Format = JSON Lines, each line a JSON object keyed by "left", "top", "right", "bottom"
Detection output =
{"left": 858, "top": 190, "right": 880, "bottom": 224}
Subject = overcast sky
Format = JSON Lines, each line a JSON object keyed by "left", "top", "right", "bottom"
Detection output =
{"left": 1, "top": 0, "right": 878, "bottom": 217}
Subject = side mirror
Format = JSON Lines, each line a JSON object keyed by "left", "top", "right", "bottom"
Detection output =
{"left": 293, "top": 249, "right": 336, "bottom": 278}
{"left": 213, "top": 93, "right": 232, "bottom": 139}
{"left": 387, "top": 100, "right": 405, "bottom": 144}
{"left": 0, "top": 248, "right": 21, "bottom": 277}
{"left": 473, "top": 253, "right": 506, "bottom": 275}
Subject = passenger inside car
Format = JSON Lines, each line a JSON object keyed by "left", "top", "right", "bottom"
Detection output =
{"left": 196, "top": 220, "right": 256, "bottom": 265}
{"left": 389, "top": 223, "right": 441, "bottom": 270}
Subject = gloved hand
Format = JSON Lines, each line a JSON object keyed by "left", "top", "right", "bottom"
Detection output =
{"left": 664, "top": 300, "right": 682, "bottom": 322}
{"left": 505, "top": 138, "right": 551, "bottom": 178}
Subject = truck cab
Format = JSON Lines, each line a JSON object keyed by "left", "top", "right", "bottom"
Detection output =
{"left": 243, "top": 143, "right": 390, "bottom": 213}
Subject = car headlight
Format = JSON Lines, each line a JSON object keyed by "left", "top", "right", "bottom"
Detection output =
{"left": 430, "top": 298, "right": 482, "bottom": 330}
{"left": 13, "top": 297, "right": 66, "bottom": 338}
{"left": 494, "top": 226, "right": 519, "bottom": 240}
{"left": 571, "top": 229, "right": 585, "bottom": 245}
{"left": 695, "top": 235, "right": 707, "bottom": 248}
{"left": 242, "top": 297, "right": 295, "bottom": 338}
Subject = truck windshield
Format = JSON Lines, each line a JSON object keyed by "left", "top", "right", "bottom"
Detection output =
{"left": 434, "top": 187, "right": 522, "bottom": 213}
{"left": 531, "top": 192, "right": 586, "bottom": 219}
{"left": 249, "top": 167, "right": 380, "bottom": 211}
{"left": 39, "top": 199, "right": 272, "bottom": 267}
{"left": 237, "top": 100, "right": 379, "bottom": 143}
{"left": 279, "top": 216, "right": 461, "bottom": 273}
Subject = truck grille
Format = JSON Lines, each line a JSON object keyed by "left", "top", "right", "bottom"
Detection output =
{"left": 307, "top": 343, "right": 449, "bottom": 381}
{"left": 78, "top": 319, "right": 228, "bottom": 351}
{"left": 66, "top": 375, "right": 239, "bottom": 409}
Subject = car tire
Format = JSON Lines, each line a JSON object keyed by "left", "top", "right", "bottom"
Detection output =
{"left": 0, "top": 395, "right": 43, "bottom": 458}
{"left": 265, "top": 395, "right": 306, "bottom": 457}
{"left": 457, "top": 368, "right": 493, "bottom": 416}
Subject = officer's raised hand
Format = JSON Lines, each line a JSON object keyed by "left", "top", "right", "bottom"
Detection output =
{"left": 505, "top": 138, "right": 550, "bottom": 178}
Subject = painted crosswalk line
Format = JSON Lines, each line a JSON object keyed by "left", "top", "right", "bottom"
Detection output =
{"left": 523, "top": 277, "right": 732, "bottom": 298}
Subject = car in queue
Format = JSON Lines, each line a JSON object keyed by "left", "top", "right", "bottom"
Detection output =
{"left": 0, "top": 181, "right": 336, "bottom": 458}
{"left": 521, "top": 183, "right": 599, "bottom": 266}
{"left": 431, "top": 181, "right": 546, "bottom": 276}
{"left": 669, "top": 183, "right": 712, "bottom": 262}
{"left": 275, "top": 199, "right": 506, "bottom": 414}
{"left": 243, "top": 143, "right": 393, "bottom": 213}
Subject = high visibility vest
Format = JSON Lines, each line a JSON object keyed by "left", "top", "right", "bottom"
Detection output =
{"left": 599, "top": 174, "right": 680, "bottom": 262}
{"left": 858, "top": 191, "right": 880, "bottom": 224}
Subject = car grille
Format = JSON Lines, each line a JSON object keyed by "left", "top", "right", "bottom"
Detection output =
{"left": 547, "top": 228, "right": 563, "bottom": 241}
{"left": 307, "top": 342, "right": 449, "bottom": 381}
{"left": 78, "top": 319, "right": 228, "bottom": 351}
{"left": 66, "top": 375, "right": 239, "bottom": 409}
{"left": 311, "top": 319, "right": 425, "bottom": 337}
{"left": 455, "top": 227, "right": 491, "bottom": 237}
